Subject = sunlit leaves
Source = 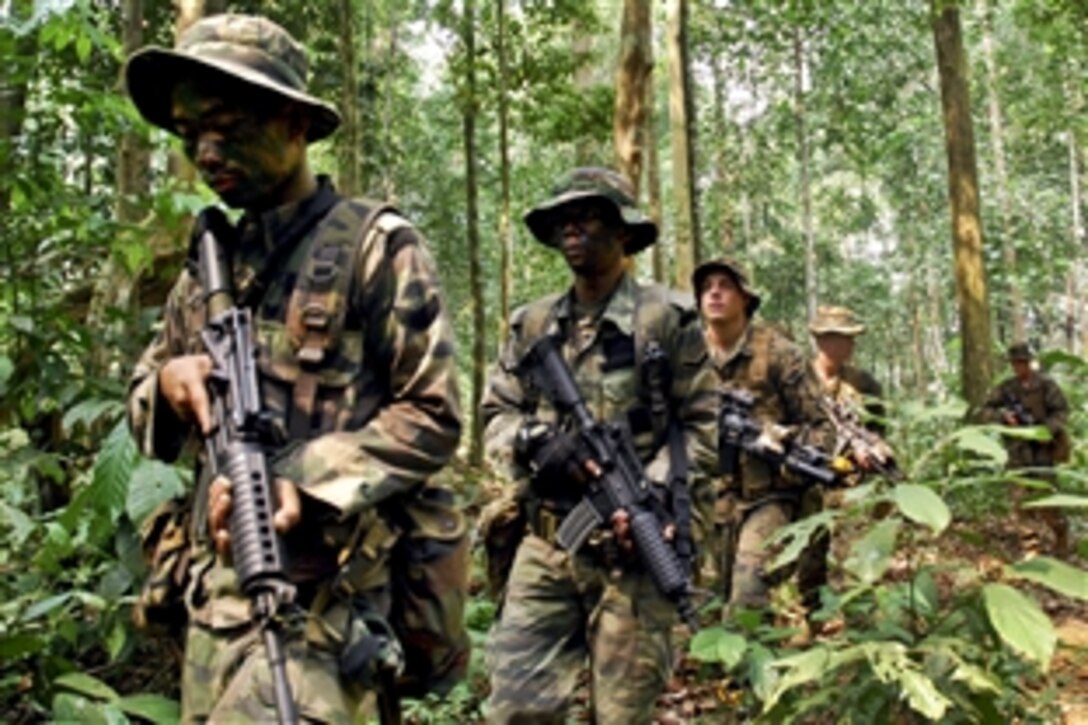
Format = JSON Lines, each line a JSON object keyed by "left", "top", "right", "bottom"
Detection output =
{"left": 894, "top": 483, "right": 951, "bottom": 534}
{"left": 982, "top": 584, "right": 1056, "bottom": 671}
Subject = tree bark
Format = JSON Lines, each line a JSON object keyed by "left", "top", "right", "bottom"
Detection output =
{"left": 977, "top": 0, "right": 1024, "bottom": 343}
{"left": 710, "top": 52, "right": 735, "bottom": 254}
{"left": 1068, "top": 128, "right": 1083, "bottom": 354}
{"left": 573, "top": 17, "right": 595, "bottom": 166}
{"left": 645, "top": 77, "right": 665, "bottom": 283}
{"left": 932, "top": 0, "right": 993, "bottom": 408}
{"left": 794, "top": 26, "right": 817, "bottom": 321}
{"left": 666, "top": 0, "right": 697, "bottom": 289}
{"left": 613, "top": 0, "right": 652, "bottom": 197}
{"left": 497, "top": 0, "right": 512, "bottom": 340}
{"left": 337, "top": 0, "right": 361, "bottom": 197}
{"left": 462, "top": 0, "right": 485, "bottom": 466}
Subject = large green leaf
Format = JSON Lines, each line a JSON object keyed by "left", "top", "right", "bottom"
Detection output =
{"left": 61, "top": 398, "right": 123, "bottom": 435}
{"left": 763, "top": 646, "right": 832, "bottom": 711}
{"left": 54, "top": 672, "right": 120, "bottom": 702}
{"left": 952, "top": 429, "right": 1007, "bottom": 466}
{"left": 1023, "top": 494, "right": 1088, "bottom": 509}
{"left": 894, "top": 484, "right": 951, "bottom": 534}
{"left": 118, "top": 693, "right": 181, "bottom": 724}
{"left": 982, "top": 584, "right": 1055, "bottom": 671}
{"left": 689, "top": 627, "right": 747, "bottom": 669}
{"left": 1007, "top": 557, "right": 1088, "bottom": 601}
{"left": 62, "top": 419, "right": 137, "bottom": 531}
{"left": 126, "top": 458, "right": 188, "bottom": 527}
{"left": 845, "top": 519, "right": 900, "bottom": 584}
{"left": 766, "top": 511, "right": 834, "bottom": 573}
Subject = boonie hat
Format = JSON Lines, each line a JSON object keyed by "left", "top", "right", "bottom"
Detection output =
{"left": 524, "top": 167, "right": 658, "bottom": 254}
{"left": 124, "top": 14, "right": 340, "bottom": 142}
{"left": 809, "top": 305, "right": 866, "bottom": 337}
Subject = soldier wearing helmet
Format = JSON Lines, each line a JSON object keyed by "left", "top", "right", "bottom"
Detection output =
{"left": 481, "top": 167, "right": 717, "bottom": 723}
{"left": 693, "top": 258, "right": 833, "bottom": 620}
{"left": 124, "top": 15, "right": 465, "bottom": 720}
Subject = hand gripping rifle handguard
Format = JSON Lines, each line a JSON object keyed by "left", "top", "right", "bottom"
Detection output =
{"left": 518, "top": 335, "right": 698, "bottom": 631}
{"left": 197, "top": 223, "right": 299, "bottom": 725}
{"left": 719, "top": 388, "right": 839, "bottom": 487}
{"left": 822, "top": 396, "right": 902, "bottom": 480}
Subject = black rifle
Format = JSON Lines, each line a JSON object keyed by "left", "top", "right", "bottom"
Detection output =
{"left": 1002, "top": 396, "right": 1036, "bottom": 426}
{"left": 198, "top": 227, "right": 298, "bottom": 725}
{"left": 719, "top": 388, "right": 838, "bottom": 487}
{"left": 822, "top": 396, "right": 902, "bottom": 480}
{"left": 519, "top": 335, "right": 698, "bottom": 631}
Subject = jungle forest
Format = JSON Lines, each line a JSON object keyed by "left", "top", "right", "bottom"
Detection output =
{"left": 1, "top": 0, "right": 1086, "bottom": 722}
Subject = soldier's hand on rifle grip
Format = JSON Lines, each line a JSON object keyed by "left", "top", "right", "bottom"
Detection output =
{"left": 610, "top": 509, "right": 674, "bottom": 553}
{"left": 1002, "top": 411, "right": 1019, "bottom": 427}
{"left": 159, "top": 354, "right": 215, "bottom": 434}
{"left": 208, "top": 476, "right": 302, "bottom": 557}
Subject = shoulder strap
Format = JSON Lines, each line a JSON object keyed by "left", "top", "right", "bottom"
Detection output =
{"left": 285, "top": 198, "right": 401, "bottom": 438}
{"left": 747, "top": 323, "right": 773, "bottom": 386}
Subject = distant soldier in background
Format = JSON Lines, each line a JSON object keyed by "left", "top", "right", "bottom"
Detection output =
{"left": 982, "top": 343, "right": 1071, "bottom": 555}
{"left": 809, "top": 306, "right": 898, "bottom": 479}
{"left": 694, "top": 258, "right": 834, "bottom": 617}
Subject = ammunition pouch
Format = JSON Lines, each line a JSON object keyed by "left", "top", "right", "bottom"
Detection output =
{"left": 132, "top": 498, "right": 191, "bottom": 634}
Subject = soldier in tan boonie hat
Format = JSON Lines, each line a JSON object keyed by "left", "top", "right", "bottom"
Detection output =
{"left": 124, "top": 14, "right": 340, "bottom": 142}
{"left": 524, "top": 167, "right": 658, "bottom": 254}
{"left": 808, "top": 305, "right": 866, "bottom": 337}
{"left": 692, "top": 257, "right": 762, "bottom": 317}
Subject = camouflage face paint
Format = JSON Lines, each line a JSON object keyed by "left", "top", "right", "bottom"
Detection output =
{"left": 550, "top": 200, "right": 626, "bottom": 277}
{"left": 171, "top": 78, "right": 307, "bottom": 211}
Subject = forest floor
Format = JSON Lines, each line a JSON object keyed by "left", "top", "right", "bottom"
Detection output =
{"left": 652, "top": 509, "right": 1088, "bottom": 724}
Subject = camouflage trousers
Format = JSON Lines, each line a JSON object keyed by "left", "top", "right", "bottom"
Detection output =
{"left": 180, "top": 552, "right": 384, "bottom": 724}
{"left": 485, "top": 534, "right": 675, "bottom": 725}
{"left": 726, "top": 489, "right": 828, "bottom": 613}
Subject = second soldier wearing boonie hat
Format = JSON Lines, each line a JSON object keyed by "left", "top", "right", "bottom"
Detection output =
{"left": 480, "top": 166, "right": 718, "bottom": 722}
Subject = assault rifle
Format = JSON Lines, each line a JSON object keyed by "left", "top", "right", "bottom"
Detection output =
{"left": 822, "top": 396, "right": 902, "bottom": 480}
{"left": 518, "top": 335, "right": 699, "bottom": 631}
{"left": 1002, "top": 396, "right": 1036, "bottom": 426}
{"left": 198, "top": 224, "right": 298, "bottom": 725}
{"left": 719, "top": 388, "right": 839, "bottom": 486}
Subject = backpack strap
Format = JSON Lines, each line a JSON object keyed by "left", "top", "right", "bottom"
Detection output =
{"left": 284, "top": 198, "right": 402, "bottom": 438}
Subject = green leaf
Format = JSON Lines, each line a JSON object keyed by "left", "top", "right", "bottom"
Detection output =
{"left": 1023, "top": 494, "right": 1088, "bottom": 509}
{"left": 982, "top": 584, "right": 1055, "bottom": 671}
{"left": 1007, "top": 557, "right": 1088, "bottom": 601}
{"left": 952, "top": 429, "right": 1007, "bottom": 466}
{"left": 898, "top": 668, "right": 951, "bottom": 720}
{"left": 21, "top": 592, "right": 73, "bottom": 622}
{"left": 845, "top": 519, "right": 900, "bottom": 584}
{"left": 912, "top": 568, "right": 939, "bottom": 616}
{"left": 950, "top": 661, "right": 1002, "bottom": 694}
{"left": 0, "top": 354, "right": 13, "bottom": 392}
{"left": 894, "top": 484, "right": 951, "bottom": 534}
{"left": 75, "top": 34, "right": 92, "bottom": 64}
{"left": 997, "top": 424, "right": 1052, "bottom": 442}
{"left": 689, "top": 627, "right": 748, "bottom": 669}
{"left": 62, "top": 398, "right": 123, "bottom": 435}
{"left": 117, "top": 694, "right": 180, "bottom": 725}
{"left": 0, "top": 633, "right": 46, "bottom": 660}
{"left": 126, "top": 459, "right": 187, "bottom": 526}
{"left": 54, "top": 672, "right": 120, "bottom": 702}
{"left": 766, "top": 511, "right": 834, "bottom": 572}
{"left": 763, "top": 646, "right": 831, "bottom": 712}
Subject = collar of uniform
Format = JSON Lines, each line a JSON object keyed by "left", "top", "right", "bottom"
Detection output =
{"left": 552, "top": 272, "right": 637, "bottom": 338}
{"left": 237, "top": 174, "right": 336, "bottom": 254}
{"left": 708, "top": 320, "right": 755, "bottom": 370}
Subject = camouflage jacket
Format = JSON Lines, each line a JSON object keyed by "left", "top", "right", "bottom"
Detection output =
{"left": 481, "top": 273, "right": 718, "bottom": 514}
{"left": 127, "top": 177, "right": 462, "bottom": 534}
{"left": 709, "top": 320, "right": 834, "bottom": 499}
{"left": 981, "top": 373, "right": 1068, "bottom": 468}
{"left": 816, "top": 363, "right": 886, "bottom": 434}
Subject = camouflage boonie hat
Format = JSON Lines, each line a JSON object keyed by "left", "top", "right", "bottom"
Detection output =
{"left": 692, "top": 257, "right": 762, "bottom": 316}
{"left": 524, "top": 167, "right": 658, "bottom": 254}
{"left": 124, "top": 14, "right": 340, "bottom": 142}
{"left": 1007, "top": 343, "right": 1034, "bottom": 361}
{"left": 809, "top": 305, "right": 866, "bottom": 337}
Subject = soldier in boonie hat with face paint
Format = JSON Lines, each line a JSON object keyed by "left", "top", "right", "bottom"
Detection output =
{"left": 480, "top": 168, "right": 718, "bottom": 722}
{"left": 124, "top": 14, "right": 467, "bottom": 722}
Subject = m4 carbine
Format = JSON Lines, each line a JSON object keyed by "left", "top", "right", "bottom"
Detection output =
{"left": 719, "top": 388, "right": 839, "bottom": 487}
{"left": 822, "top": 396, "right": 902, "bottom": 479}
{"left": 1002, "top": 397, "right": 1036, "bottom": 426}
{"left": 197, "top": 223, "right": 298, "bottom": 725}
{"left": 518, "top": 335, "right": 699, "bottom": 631}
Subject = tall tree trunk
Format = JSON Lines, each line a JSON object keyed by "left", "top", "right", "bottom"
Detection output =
{"left": 645, "top": 79, "right": 665, "bottom": 283}
{"left": 1068, "top": 128, "right": 1083, "bottom": 354}
{"left": 462, "top": 0, "right": 485, "bottom": 466}
{"left": 794, "top": 26, "right": 817, "bottom": 321}
{"left": 666, "top": 0, "right": 697, "bottom": 289}
{"left": 497, "top": 0, "right": 512, "bottom": 339}
{"left": 573, "top": 18, "right": 595, "bottom": 165}
{"left": 0, "top": 26, "right": 36, "bottom": 323}
{"left": 932, "top": 0, "right": 993, "bottom": 408}
{"left": 977, "top": 0, "right": 1024, "bottom": 343}
{"left": 613, "top": 0, "right": 652, "bottom": 196}
{"left": 337, "top": 0, "right": 361, "bottom": 197}
{"left": 710, "top": 52, "right": 735, "bottom": 254}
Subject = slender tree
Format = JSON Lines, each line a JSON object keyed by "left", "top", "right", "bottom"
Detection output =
{"left": 613, "top": 0, "right": 652, "bottom": 196}
{"left": 645, "top": 78, "right": 665, "bottom": 283}
{"left": 337, "top": 0, "right": 361, "bottom": 196}
{"left": 496, "top": 0, "right": 512, "bottom": 340}
{"left": 667, "top": 0, "right": 697, "bottom": 289}
{"left": 932, "top": 0, "right": 993, "bottom": 407}
{"left": 794, "top": 25, "right": 817, "bottom": 320}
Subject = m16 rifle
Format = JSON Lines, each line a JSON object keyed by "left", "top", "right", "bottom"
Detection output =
{"left": 197, "top": 222, "right": 298, "bottom": 725}
{"left": 822, "top": 396, "right": 902, "bottom": 480}
{"left": 518, "top": 335, "right": 699, "bottom": 631}
{"left": 719, "top": 388, "right": 840, "bottom": 487}
{"left": 1002, "top": 396, "right": 1036, "bottom": 426}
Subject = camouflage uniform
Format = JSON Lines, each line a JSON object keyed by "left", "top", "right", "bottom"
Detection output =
{"left": 125, "top": 16, "right": 463, "bottom": 723}
{"left": 482, "top": 169, "right": 718, "bottom": 724}
{"left": 693, "top": 259, "right": 834, "bottom": 612}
